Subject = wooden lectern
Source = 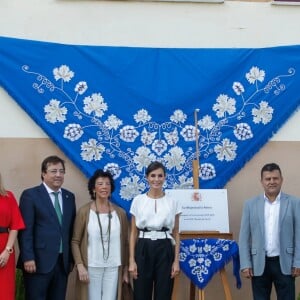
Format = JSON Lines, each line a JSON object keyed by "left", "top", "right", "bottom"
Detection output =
{"left": 172, "top": 231, "right": 234, "bottom": 300}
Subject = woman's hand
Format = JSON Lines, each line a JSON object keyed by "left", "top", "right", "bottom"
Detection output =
{"left": 129, "top": 217, "right": 138, "bottom": 280}
{"left": 171, "top": 261, "right": 180, "bottom": 278}
{"left": 292, "top": 267, "right": 300, "bottom": 277}
{"left": 129, "top": 261, "right": 138, "bottom": 279}
{"left": 122, "top": 266, "right": 129, "bottom": 283}
{"left": 0, "top": 250, "right": 9, "bottom": 268}
{"left": 77, "top": 263, "right": 89, "bottom": 283}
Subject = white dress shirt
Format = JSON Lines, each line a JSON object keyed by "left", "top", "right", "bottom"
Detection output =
{"left": 43, "top": 182, "right": 63, "bottom": 213}
{"left": 264, "top": 193, "right": 280, "bottom": 257}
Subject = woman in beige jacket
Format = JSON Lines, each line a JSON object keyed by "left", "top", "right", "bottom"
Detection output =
{"left": 72, "top": 169, "right": 129, "bottom": 300}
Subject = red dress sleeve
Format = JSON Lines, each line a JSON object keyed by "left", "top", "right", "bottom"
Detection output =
{"left": 7, "top": 191, "right": 25, "bottom": 230}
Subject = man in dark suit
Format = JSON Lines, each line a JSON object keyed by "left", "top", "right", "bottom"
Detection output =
{"left": 239, "top": 163, "right": 300, "bottom": 300}
{"left": 18, "top": 155, "right": 76, "bottom": 300}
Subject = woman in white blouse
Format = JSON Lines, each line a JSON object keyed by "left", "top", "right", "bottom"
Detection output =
{"left": 129, "top": 161, "right": 181, "bottom": 300}
{"left": 72, "top": 169, "right": 129, "bottom": 300}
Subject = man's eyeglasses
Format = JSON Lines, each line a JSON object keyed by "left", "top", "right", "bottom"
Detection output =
{"left": 47, "top": 169, "right": 65, "bottom": 175}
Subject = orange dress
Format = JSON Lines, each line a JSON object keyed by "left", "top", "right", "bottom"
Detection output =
{"left": 0, "top": 191, "right": 25, "bottom": 300}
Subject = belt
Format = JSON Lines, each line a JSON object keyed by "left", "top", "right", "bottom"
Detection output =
{"left": 139, "top": 227, "right": 170, "bottom": 240}
{"left": 139, "top": 231, "right": 169, "bottom": 240}
{"left": 0, "top": 227, "right": 9, "bottom": 233}
{"left": 266, "top": 256, "right": 279, "bottom": 261}
{"left": 139, "top": 227, "right": 169, "bottom": 232}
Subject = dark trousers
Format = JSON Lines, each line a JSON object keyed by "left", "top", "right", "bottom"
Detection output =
{"left": 251, "top": 257, "right": 295, "bottom": 300}
{"left": 23, "top": 254, "right": 68, "bottom": 300}
{"left": 133, "top": 238, "right": 174, "bottom": 300}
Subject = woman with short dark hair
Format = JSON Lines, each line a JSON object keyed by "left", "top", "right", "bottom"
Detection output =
{"left": 72, "top": 169, "right": 129, "bottom": 300}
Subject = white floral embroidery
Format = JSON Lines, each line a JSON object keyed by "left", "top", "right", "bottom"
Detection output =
{"left": 203, "top": 259, "right": 211, "bottom": 267}
{"left": 213, "top": 94, "right": 236, "bottom": 118}
{"left": 104, "top": 163, "right": 121, "bottom": 179}
{"left": 200, "top": 163, "right": 216, "bottom": 180}
{"left": 104, "top": 115, "right": 123, "bottom": 130}
{"left": 120, "top": 175, "right": 146, "bottom": 200}
{"left": 172, "top": 175, "right": 193, "bottom": 189}
{"left": 74, "top": 81, "right": 88, "bottom": 95}
{"left": 120, "top": 125, "right": 139, "bottom": 142}
{"left": 133, "top": 147, "right": 156, "bottom": 171}
{"left": 83, "top": 93, "right": 107, "bottom": 117}
{"left": 163, "top": 128, "right": 179, "bottom": 146}
{"left": 164, "top": 146, "right": 186, "bottom": 171}
{"left": 222, "top": 244, "right": 229, "bottom": 251}
{"left": 198, "top": 115, "right": 215, "bottom": 131}
{"left": 24, "top": 63, "right": 294, "bottom": 202}
{"left": 246, "top": 66, "right": 265, "bottom": 84}
{"left": 252, "top": 101, "right": 273, "bottom": 124}
{"left": 233, "top": 123, "right": 253, "bottom": 140}
{"left": 63, "top": 123, "right": 83, "bottom": 141}
{"left": 80, "top": 139, "right": 105, "bottom": 161}
{"left": 232, "top": 82, "right": 244, "bottom": 96}
{"left": 203, "top": 244, "right": 212, "bottom": 253}
{"left": 152, "top": 139, "right": 168, "bottom": 155}
{"left": 179, "top": 239, "right": 238, "bottom": 289}
{"left": 44, "top": 99, "right": 67, "bottom": 123}
{"left": 213, "top": 252, "right": 222, "bottom": 261}
{"left": 134, "top": 109, "right": 151, "bottom": 124}
{"left": 141, "top": 128, "right": 156, "bottom": 145}
{"left": 170, "top": 109, "right": 187, "bottom": 123}
{"left": 188, "top": 259, "right": 197, "bottom": 267}
{"left": 189, "top": 244, "right": 197, "bottom": 253}
{"left": 214, "top": 138, "right": 237, "bottom": 161}
{"left": 180, "top": 125, "right": 197, "bottom": 142}
{"left": 53, "top": 65, "right": 74, "bottom": 82}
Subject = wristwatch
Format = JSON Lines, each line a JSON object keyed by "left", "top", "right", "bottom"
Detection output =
{"left": 5, "top": 246, "right": 13, "bottom": 254}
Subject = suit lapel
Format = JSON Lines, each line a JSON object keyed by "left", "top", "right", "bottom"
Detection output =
{"left": 61, "top": 190, "right": 70, "bottom": 226}
{"left": 279, "top": 193, "right": 289, "bottom": 225}
{"left": 257, "top": 195, "right": 265, "bottom": 239}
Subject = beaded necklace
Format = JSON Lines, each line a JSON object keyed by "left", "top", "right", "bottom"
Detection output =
{"left": 95, "top": 201, "right": 112, "bottom": 262}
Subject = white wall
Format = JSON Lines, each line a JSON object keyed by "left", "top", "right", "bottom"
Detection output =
{"left": 1, "top": 0, "right": 300, "bottom": 139}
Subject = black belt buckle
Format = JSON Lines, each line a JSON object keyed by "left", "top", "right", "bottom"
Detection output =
{"left": 0, "top": 227, "right": 9, "bottom": 233}
{"left": 266, "top": 256, "right": 279, "bottom": 261}
{"left": 139, "top": 227, "right": 169, "bottom": 232}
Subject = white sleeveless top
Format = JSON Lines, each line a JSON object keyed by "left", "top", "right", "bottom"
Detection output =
{"left": 87, "top": 210, "right": 121, "bottom": 267}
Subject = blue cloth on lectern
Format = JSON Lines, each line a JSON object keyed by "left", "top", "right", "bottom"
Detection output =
{"left": 179, "top": 238, "right": 241, "bottom": 290}
{"left": 0, "top": 36, "right": 300, "bottom": 215}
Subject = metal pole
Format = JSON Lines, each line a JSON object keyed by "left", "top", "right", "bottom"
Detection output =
{"left": 193, "top": 108, "right": 200, "bottom": 189}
